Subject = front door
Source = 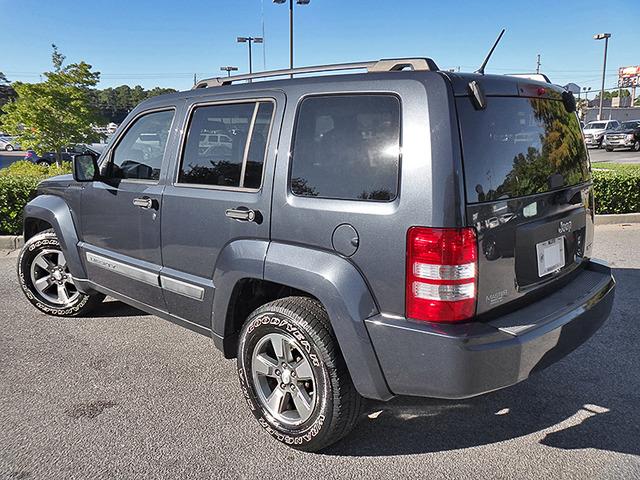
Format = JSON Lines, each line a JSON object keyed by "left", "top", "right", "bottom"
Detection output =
{"left": 79, "top": 108, "right": 177, "bottom": 310}
{"left": 160, "top": 93, "right": 283, "bottom": 329}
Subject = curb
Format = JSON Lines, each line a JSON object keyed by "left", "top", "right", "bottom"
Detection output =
{"left": 594, "top": 213, "right": 640, "bottom": 225}
{"left": 0, "top": 235, "right": 24, "bottom": 250}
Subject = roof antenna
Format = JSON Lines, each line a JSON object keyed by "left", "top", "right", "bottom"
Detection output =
{"left": 475, "top": 29, "right": 506, "bottom": 75}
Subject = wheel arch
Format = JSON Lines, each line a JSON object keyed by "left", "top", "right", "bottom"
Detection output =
{"left": 23, "top": 195, "right": 86, "bottom": 280}
{"left": 212, "top": 240, "right": 393, "bottom": 401}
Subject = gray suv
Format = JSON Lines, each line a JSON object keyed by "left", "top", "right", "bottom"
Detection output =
{"left": 17, "top": 58, "right": 615, "bottom": 451}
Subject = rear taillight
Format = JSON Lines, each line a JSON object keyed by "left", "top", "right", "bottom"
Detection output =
{"left": 406, "top": 227, "right": 478, "bottom": 323}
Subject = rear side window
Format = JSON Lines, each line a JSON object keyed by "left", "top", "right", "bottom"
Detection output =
{"left": 179, "top": 101, "right": 274, "bottom": 189}
{"left": 457, "top": 96, "right": 589, "bottom": 203}
{"left": 290, "top": 95, "right": 400, "bottom": 201}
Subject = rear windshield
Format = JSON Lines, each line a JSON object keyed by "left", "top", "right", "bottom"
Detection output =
{"left": 457, "top": 96, "right": 589, "bottom": 203}
{"left": 586, "top": 122, "right": 606, "bottom": 129}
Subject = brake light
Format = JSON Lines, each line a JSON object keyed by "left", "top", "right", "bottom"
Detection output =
{"left": 406, "top": 227, "right": 477, "bottom": 323}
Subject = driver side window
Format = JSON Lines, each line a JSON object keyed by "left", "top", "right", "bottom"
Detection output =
{"left": 105, "top": 109, "right": 174, "bottom": 181}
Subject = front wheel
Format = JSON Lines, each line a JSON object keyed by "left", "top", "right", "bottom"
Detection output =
{"left": 5, "top": 144, "right": 14, "bottom": 151}
{"left": 605, "top": 147, "right": 614, "bottom": 152}
{"left": 632, "top": 140, "right": 640, "bottom": 152}
{"left": 237, "top": 296, "right": 362, "bottom": 451}
{"left": 17, "top": 231, "right": 104, "bottom": 316}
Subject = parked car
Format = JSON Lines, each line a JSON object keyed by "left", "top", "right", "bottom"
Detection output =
{"left": 25, "top": 146, "right": 101, "bottom": 165}
{"left": 0, "top": 136, "right": 21, "bottom": 151}
{"left": 603, "top": 120, "right": 640, "bottom": 152}
{"left": 17, "top": 58, "right": 615, "bottom": 452}
{"left": 23, "top": 150, "right": 44, "bottom": 164}
{"left": 583, "top": 119, "right": 620, "bottom": 148}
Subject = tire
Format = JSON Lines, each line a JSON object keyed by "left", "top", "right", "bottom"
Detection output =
{"left": 633, "top": 141, "right": 640, "bottom": 152}
{"left": 17, "top": 230, "right": 105, "bottom": 316}
{"left": 5, "top": 144, "right": 14, "bottom": 151}
{"left": 605, "top": 147, "right": 614, "bottom": 152}
{"left": 237, "top": 296, "right": 362, "bottom": 451}
{"left": 36, "top": 160, "right": 50, "bottom": 166}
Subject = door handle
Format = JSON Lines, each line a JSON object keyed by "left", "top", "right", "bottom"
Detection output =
{"left": 225, "top": 207, "right": 260, "bottom": 223}
{"left": 133, "top": 197, "right": 157, "bottom": 210}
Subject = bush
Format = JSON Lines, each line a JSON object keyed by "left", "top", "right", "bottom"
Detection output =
{"left": 592, "top": 163, "right": 640, "bottom": 214}
{"left": 0, "top": 161, "right": 72, "bottom": 235}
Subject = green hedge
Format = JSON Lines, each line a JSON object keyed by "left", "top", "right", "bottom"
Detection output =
{"left": 0, "top": 161, "right": 72, "bottom": 235}
{"left": 592, "top": 163, "right": 640, "bottom": 215}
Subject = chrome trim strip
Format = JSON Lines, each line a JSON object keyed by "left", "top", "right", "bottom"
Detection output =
{"left": 85, "top": 252, "right": 159, "bottom": 286}
{"left": 160, "top": 276, "right": 205, "bottom": 301}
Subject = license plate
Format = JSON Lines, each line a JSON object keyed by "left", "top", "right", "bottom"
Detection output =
{"left": 536, "top": 237, "right": 565, "bottom": 277}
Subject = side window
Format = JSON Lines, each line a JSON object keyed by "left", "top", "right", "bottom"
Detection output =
{"left": 107, "top": 110, "right": 174, "bottom": 181}
{"left": 290, "top": 95, "right": 401, "bottom": 201}
{"left": 179, "top": 101, "right": 274, "bottom": 189}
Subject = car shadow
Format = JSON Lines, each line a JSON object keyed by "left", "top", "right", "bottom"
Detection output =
{"left": 324, "top": 267, "right": 639, "bottom": 457}
{"left": 87, "top": 299, "right": 147, "bottom": 318}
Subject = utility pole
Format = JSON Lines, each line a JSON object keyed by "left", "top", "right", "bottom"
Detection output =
{"left": 220, "top": 66, "right": 239, "bottom": 77}
{"left": 594, "top": 33, "right": 611, "bottom": 120}
{"left": 237, "top": 36, "right": 263, "bottom": 80}
{"left": 536, "top": 54, "right": 541, "bottom": 74}
{"left": 273, "top": 0, "right": 311, "bottom": 77}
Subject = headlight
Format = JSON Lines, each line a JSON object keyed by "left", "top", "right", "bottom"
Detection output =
{"left": 627, "top": 134, "right": 635, "bottom": 140}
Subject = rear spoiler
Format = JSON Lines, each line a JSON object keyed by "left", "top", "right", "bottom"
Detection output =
{"left": 505, "top": 73, "right": 552, "bottom": 83}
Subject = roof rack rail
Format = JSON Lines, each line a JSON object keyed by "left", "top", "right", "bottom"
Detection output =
{"left": 193, "top": 57, "right": 439, "bottom": 89}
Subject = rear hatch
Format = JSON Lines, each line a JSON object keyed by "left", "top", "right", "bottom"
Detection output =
{"left": 453, "top": 78, "right": 594, "bottom": 316}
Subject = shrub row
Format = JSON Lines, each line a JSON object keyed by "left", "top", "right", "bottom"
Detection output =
{"left": 0, "top": 161, "right": 72, "bottom": 235}
{"left": 0, "top": 160, "right": 638, "bottom": 236}
{"left": 592, "top": 163, "right": 640, "bottom": 215}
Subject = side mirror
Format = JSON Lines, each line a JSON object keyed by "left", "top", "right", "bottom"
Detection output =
{"left": 73, "top": 154, "right": 100, "bottom": 182}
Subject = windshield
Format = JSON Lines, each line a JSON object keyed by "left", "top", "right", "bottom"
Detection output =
{"left": 457, "top": 96, "right": 590, "bottom": 203}
{"left": 586, "top": 122, "right": 606, "bottom": 129}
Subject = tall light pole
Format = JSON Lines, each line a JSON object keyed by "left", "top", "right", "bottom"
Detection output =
{"left": 237, "top": 36, "right": 263, "bottom": 76}
{"left": 594, "top": 33, "right": 611, "bottom": 120}
{"left": 220, "top": 66, "right": 239, "bottom": 77}
{"left": 273, "top": 0, "right": 310, "bottom": 76}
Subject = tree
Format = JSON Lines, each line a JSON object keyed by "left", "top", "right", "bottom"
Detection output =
{"left": 0, "top": 72, "right": 17, "bottom": 117}
{"left": 0, "top": 45, "right": 100, "bottom": 165}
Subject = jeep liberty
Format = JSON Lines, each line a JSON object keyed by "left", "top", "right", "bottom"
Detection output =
{"left": 17, "top": 58, "right": 615, "bottom": 451}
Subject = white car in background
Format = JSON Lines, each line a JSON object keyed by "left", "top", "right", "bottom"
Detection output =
{"left": 0, "top": 136, "right": 21, "bottom": 151}
{"left": 583, "top": 120, "right": 620, "bottom": 148}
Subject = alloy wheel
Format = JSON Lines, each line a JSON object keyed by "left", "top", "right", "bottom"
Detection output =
{"left": 251, "top": 332, "right": 317, "bottom": 426}
{"left": 29, "top": 249, "right": 80, "bottom": 305}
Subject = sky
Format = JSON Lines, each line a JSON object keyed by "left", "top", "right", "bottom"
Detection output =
{"left": 1, "top": 0, "right": 638, "bottom": 94}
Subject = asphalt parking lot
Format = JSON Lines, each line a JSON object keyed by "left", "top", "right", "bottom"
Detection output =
{"left": 1, "top": 224, "right": 640, "bottom": 480}
{"left": 590, "top": 147, "right": 640, "bottom": 164}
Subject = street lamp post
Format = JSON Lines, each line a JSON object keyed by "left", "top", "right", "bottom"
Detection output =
{"left": 273, "top": 0, "right": 310, "bottom": 75}
{"left": 594, "top": 33, "right": 611, "bottom": 121}
{"left": 220, "top": 66, "right": 239, "bottom": 77}
{"left": 237, "top": 36, "right": 263, "bottom": 76}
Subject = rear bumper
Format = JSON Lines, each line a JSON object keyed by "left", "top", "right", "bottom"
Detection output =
{"left": 365, "top": 259, "right": 615, "bottom": 399}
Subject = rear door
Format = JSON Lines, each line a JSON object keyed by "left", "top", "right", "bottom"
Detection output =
{"left": 456, "top": 92, "right": 594, "bottom": 315}
{"left": 160, "top": 92, "right": 283, "bottom": 329}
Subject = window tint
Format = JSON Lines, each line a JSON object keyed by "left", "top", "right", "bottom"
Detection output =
{"left": 108, "top": 110, "right": 174, "bottom": 181}
{"left": 179, "top": 102, "right": 273, "bottom": 188}
{"left": 290, "top": 95, "right": 400, "bottom": 201}
{"left": 457, "top": 97, "right": 589, "bottom": 203}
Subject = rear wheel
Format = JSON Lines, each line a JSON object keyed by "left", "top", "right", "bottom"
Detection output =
{"left": 5, "top": 144, "right": 14, "bottom": 151}
{"left": 237, "top": 296, "right": 362, "bottom": 451}
{"left": 18, "top": 231, "right": 104, "bottom": 316}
